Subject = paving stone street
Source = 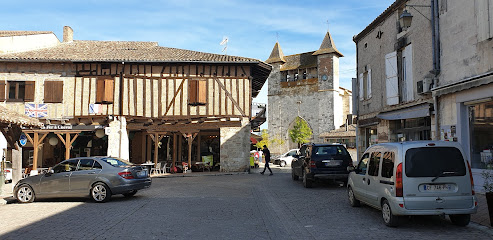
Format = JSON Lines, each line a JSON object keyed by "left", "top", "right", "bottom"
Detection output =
{"left": 1, "top": 167, "right": 493, "bottom": 240}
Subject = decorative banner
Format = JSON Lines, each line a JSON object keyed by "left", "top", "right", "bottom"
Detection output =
{"left": 25, "top": 104, "right": 48, "bottom": 118}
{"left": 89, "top": 104, "right": 103, "bottom": 114}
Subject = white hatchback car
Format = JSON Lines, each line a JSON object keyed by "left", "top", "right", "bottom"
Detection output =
{"left": 274, "top": 149, "right": 299, "bottom": 167}
{"left": 347, "top": 141, "right": 477, "bottom": 227}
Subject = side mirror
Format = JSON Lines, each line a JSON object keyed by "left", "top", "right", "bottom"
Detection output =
{"left": 347, "top": 166, "right": 355, "bottom": 172}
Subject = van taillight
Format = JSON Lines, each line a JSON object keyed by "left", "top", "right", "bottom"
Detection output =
{"left": 396, "top": 163, "right": 403, "bottom": 197}
{"left": 118, "top": 171, "right": 134, "bottom": 179}
{"left": 310, "top": 161, "right": 316, "bottom": 168}
{"left": 467, "top": 160, "right": 475, "bottom": 195}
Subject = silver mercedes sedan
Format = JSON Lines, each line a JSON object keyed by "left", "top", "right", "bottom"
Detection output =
{"left": 14, "top": 157, "right": 151, "bottom": 203}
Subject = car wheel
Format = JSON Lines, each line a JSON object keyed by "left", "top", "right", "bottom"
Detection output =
{"left": 91, "top": 182, "right": 112, "bottom": 203}
{"left": 280, "top": 161, "right": 286, "bottom": 167}
{"left": 302, "top": 171, "right": 313, "bottom": 188}
{"left": 382, "top": 199, "right": 399, "bottom": 227}
{"left": 348, "top": 186, "right": 360, "bottom": 207}
{"left": 291, "top": 169, "right": 299, "bottom": 180}
{"left": 16, "top": 185, "right": 35, "bottom": 203}
{"left": 123, "top": 190, "right": 138, "bottom": 197}
{"left": 449, "top": 214, "right": 470, "bottom": 226}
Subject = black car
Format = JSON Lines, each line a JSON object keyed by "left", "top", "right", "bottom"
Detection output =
{"left": 291, "top": 143, "right": 353, "bottom": 188}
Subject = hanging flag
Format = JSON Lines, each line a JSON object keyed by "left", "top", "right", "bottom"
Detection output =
{"left": 89, "top": 104, "right": 103, "bottom": 114}
{"left": 25, "top": 104, "right": 48, "bottom": 118}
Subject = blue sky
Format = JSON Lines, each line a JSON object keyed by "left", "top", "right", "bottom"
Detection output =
{"left": 1, "top": 0, "right": 394, "bottom": 127}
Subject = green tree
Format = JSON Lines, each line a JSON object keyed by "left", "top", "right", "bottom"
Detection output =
{"left": 255, "top": 129, "right": 270, "bottom": 149}
{"left": 289, "top": 117, "right": 312, "bottom": 148}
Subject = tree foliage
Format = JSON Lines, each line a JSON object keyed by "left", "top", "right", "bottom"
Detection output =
{"left": 255, "top": 129, "right": 270, "bottom": 149}
{"left": 289, "top": 117, "right": 312, "bottom": 147}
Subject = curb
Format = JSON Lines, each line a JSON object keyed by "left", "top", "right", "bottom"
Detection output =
{"left": 151, "top": 171, "right": 250, "bottom": 178}
{"left": 469, "top": 222, "right": 493, "bottom": 237}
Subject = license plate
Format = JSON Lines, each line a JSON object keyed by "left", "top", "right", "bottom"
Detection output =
{"left": 422, "top": 184, "right": 453, "bottom": 191}
{"left": 137, "top": 170, "right": 147, "bottom": 178}
{"left": 323, "top": 161, "right": 340, "bottom": 167}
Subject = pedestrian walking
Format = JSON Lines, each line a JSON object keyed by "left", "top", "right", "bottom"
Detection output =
{"left": 260, "top": 145, "right": 273, "bottom": 176}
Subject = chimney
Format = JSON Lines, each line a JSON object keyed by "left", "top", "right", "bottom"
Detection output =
{"left": 63, "top": 26, "right": 73, "bottom": 43}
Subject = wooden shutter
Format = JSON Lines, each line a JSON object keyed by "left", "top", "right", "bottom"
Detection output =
{"left": 96, "top": 77, "right": 105, "bottom": 103}
{"left": 367, "top": 69, "right": 372, "bottom": 99}
{"left": 197, "top": 80, "right": 206, "bottom": 104}
{"left": 385, "top": 52, "right": 399, "bottom": 105}
{"left": 189, "top": 80, "right": 198, "bottom": 104}
{"left": 189, "top": 79, "right": 207, "bottom": 105}
{"left": 0, "top": 81, "right": 5, "bottom": 101}
{"left": 359, "top": 73, "right": 364, "bottom": 100}
{"left": 103, "top": 79, "right": 114, "bottom": 103}
{"left": 24, "top": 81, "right": 35, "bottom": 102}
{"left": 403, "top": 44, "right": 414, "bottom": 102}
{"left": 44, "top": 81, "right": 64, "bottom": 103}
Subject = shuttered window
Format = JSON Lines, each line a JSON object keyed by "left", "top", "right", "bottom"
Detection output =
{"left": 44, "top": 81, "right": 64, "bottom": 103}
{"left": 96, "top": 77, "right": 114, "bottom": 104}
{"left": 385, "top": 51, "right": 399, "bottom": 105}
{"left": 0, "top": 81, "right": 5, "bottom": 101}
{"left": 4, "top": 81, "right": 35, "bottom": 102}
{"left": 189, "top": 79, "right": 207, "bottom": 105}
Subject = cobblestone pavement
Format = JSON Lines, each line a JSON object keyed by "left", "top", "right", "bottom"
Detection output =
{"left": 1, "top": 167, "right": 492, "bottom": 240}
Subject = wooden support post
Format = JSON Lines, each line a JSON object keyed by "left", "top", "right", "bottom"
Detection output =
{"left": 147, "top": 135, "right": 152, "bottom": 163}
{"left": 172, "top": 133, "right": 177, "bottom": 171}
{"left": 141, "top": 132, "right": 146, "bottom": 164}
{"left": 196, "top": 132, "right": 201, "bottom": 162}
{"left": 56, "top": 133, "right": 79, "bottom": 160}
{"left": 178, "top": 135, "right": 182, "bottom": 163}
{"left": 153, "top": 134, "right": 159, "bottom": 167}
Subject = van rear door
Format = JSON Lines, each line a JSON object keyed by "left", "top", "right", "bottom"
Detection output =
{"left": 403, "top": 146, "right": 474, "bottom": 210}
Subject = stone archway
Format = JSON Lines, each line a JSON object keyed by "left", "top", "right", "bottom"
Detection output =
{"left": 285, "top": 116, "right": 313, "bottom": 150}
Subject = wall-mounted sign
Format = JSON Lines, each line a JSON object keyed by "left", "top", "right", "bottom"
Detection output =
{"left": 19, "top": 133, "right": 27, "bottom": 146}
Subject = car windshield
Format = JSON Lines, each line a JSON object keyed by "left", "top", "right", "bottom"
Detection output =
{"left": 100, "top": 157, "right": 131, "bottom": 167}
{"left": 313, "top": 146, "right": 348, "bottom": 156}
{"left": 405, "top": 147, "right": 466, "bottom": 177}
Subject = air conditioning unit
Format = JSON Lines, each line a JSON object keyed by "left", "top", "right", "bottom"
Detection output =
{"left": 417, "top": 78, "right": 432, "bottom": 94}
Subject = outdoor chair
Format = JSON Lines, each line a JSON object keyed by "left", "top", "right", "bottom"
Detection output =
{"left": 151, "top": 162, "right": 162, "bottom": 175}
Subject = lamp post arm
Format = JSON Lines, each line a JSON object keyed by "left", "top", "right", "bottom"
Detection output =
{"left": 406, "top": 4, "right": 431, "bottom": 22}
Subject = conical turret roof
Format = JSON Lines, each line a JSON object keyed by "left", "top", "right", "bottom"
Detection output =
{"left": 313, "top": 30, "right": 343, "bottom": 57}
{"left": 265, "top": 42, "right": 286, "bottom": 64}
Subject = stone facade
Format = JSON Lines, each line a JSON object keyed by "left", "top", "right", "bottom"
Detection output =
{"left": 353, "top": 0, "right": 436, "bottom": 157}
{"left": 266, "top": 31, "right": 351, "bottom": 155}
{"left": 432, "top": 0, "right": 493, "bottom": 169}
{"left": 219, "top": 118, "right": 251, "bottom": 172}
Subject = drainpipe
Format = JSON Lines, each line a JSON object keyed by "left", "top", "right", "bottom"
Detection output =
{"left": 431, "top": 0, "right": 441, "bottom": 140}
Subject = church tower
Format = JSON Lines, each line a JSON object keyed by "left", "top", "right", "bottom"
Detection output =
{"left": 266, "top": 30, "right": 347, "bottom": 154}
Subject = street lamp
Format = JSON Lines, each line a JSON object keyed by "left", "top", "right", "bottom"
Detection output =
{"left": 399, "top": 9, "right": 413, "bottom": 29}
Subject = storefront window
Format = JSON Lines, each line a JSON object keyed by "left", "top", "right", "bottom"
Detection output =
{"left": 469, "top": 101, "right": 493, "bottom": 169}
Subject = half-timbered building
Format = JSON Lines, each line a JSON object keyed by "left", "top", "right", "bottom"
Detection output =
{"left": 0, "top": 26, "right": 271, "bottom": 172}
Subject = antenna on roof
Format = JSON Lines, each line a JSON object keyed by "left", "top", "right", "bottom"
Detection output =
{"left": 220, "top": 36, "right": 228, "bottom": 55}
{"left": 276, "top": 32, "right": 279, "bottom": 42}
{"left": 326, "top": 19, "right": 330, "bottom": 32}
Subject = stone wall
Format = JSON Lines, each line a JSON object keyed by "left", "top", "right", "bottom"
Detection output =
{"left": 219, "top": 118, "right": 251, "bottom": 172}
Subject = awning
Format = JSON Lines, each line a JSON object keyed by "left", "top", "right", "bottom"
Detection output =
{"left": 376, "top": 104, "right": 430, "bottom": 120}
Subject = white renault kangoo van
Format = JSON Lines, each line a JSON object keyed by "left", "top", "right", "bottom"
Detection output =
{"left": 347, "top": 141, "right": 477, "bottom": 227}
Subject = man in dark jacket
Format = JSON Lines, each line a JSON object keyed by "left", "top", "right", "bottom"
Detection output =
{"left": 260, "top": 145, "right": 273, "bottom": 176}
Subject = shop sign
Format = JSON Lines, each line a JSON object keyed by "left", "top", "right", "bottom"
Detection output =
{"left": 41, "top": 125, "right": 105, "bottom": 130}
{"left": 19, "top": 133, "right": 27, "bottom": 146}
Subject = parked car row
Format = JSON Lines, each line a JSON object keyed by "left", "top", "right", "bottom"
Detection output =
{"left": 290, "top": 141, "right": 478, "bottom": 227}
{"left": 14, "top": 157, "right": 151, "bottom": 203}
